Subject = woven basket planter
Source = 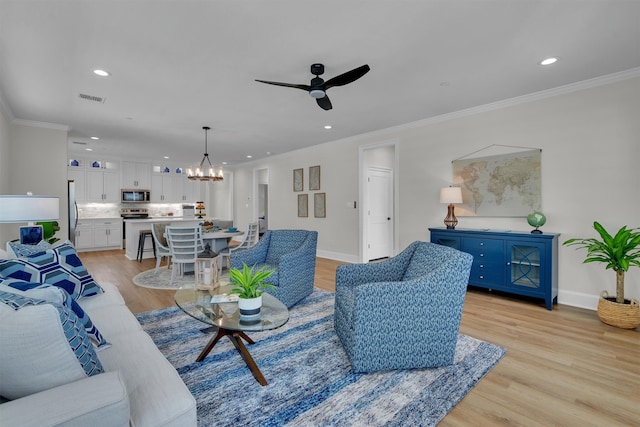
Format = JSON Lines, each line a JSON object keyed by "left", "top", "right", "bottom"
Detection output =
{"left": 597, "top": 291, "right": 640, "bottom": 329}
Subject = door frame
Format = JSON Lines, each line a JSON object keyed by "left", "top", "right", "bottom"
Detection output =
{"left": 358, "top": 139, "right": 399, "bottom": 263}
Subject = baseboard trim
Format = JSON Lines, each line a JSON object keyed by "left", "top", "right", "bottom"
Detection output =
{"left": 316, "top": 250, "right": 359, "bottom": 264}
{"left": 558, "top": 290, "right": 598, "bottom": 311}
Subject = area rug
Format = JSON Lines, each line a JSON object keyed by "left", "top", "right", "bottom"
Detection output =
{"left": 136, "top": 290, "right": 506, "bottom": 426}
{"left": 132, "top": 267, "right": 195, "bottom": 289}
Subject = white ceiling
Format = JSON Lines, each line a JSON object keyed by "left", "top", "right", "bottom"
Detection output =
{"left": 1, "top": 0, "right": 639, "bottom": 167}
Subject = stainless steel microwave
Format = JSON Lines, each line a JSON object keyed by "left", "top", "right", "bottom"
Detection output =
{"left": 121, "top": 189, "right": 151, "bottom": 203}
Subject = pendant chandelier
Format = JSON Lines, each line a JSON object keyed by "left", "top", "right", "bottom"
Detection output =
{"left": 187, "top": 126, "right": 224, "bottom": 182}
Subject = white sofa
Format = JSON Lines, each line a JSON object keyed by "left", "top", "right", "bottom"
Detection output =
{"left": 0, "top": 280, "right": 197, "bottom": 427}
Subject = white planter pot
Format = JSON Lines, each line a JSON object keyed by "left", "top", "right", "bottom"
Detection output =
{"left": 238, "top": 295, "right": 262, "bottom": 317}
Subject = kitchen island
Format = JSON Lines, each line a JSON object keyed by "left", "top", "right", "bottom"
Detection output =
{"left": 123, "top": 217, "right": 200, "bottom": 260}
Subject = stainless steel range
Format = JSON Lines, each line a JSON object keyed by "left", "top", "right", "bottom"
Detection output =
{"left": 120, "top": 208, "right": 149, "bottom": 219}
{"left": 120, "top": 208, "right": 149, "bottom": 248}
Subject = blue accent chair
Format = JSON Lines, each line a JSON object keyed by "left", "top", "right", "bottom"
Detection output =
{"left": 230, "top": 229, "right": 318, "bottom": 308}
{"left": 334, "top": 241, "right": 473, "bottom": 373}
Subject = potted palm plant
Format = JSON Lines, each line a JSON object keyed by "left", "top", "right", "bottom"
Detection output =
{"left": 564, "top": 221, "right": 640, "bottom": 329}
{"left": 229, "top": 263, "right": 275, "bottom": 317}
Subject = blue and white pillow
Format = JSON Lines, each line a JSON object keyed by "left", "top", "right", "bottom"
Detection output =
{"left": 0, "top": 278, "right": 109, "bottom": 348}
{"left": 0, "top": 241, "right": 103, "bottom": 299}
{"left": 7, "top": 240, "right": 52, "bottom": 258}
{"left": 0, "top": 290, "right": 104, "bottom": 400}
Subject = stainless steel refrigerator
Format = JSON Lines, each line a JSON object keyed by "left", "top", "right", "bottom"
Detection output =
{"left": 68, "top": 180, "right": 77, "bottom": 245}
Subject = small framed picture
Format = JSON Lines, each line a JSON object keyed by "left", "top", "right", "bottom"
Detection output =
{"left": 297, "top": 194, "right": 308, "bottom": 217}
{"left": 314, "top": 193, "right": 326, "bottom": 218}
{"left": 19, "top": 225, "right": 44, "bottom": 245}
{"left": 309, "top": 165, "right": 321, "bottom": 191}
{"left": 293, "top": 168, "right": 304, "bottom": 192}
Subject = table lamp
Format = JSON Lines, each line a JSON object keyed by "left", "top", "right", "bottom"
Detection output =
{"left": 439, "top": 187, "right": 462, "bottom": 229}
{"left": 0, "top": 195, "right": 60, "bottom": 224}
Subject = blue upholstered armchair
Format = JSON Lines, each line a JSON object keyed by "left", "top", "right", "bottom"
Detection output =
{"left": 229, "top": 229, "right": 318, "bottom": 308}
{"left": 334, "top": 241, "right": 473, "bottom": 373}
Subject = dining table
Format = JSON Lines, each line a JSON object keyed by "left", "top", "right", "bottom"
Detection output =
{"left": 202, "top": 229, "right": 244, "bottom": 253}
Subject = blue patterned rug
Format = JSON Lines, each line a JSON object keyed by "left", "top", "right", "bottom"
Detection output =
{"left": 136, "top": 290, "right": 505, "bottom": 426}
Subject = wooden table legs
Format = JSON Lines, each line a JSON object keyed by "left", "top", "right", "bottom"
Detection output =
{"left": 196, "top": 327, "right": 268, "bottom": 386}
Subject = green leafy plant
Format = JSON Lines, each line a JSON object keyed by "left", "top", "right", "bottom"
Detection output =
{"left": 36, "top": 221, "right": 60, "bottom": 244}
{"left": 229, "top": 263, "right": 275, "bottom": 299}
{"left": 564, "top": 221, "right": 640, "bottom": 303}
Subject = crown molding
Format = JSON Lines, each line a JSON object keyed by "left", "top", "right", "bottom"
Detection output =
{"left": 12, "top": 118, "right": 70, "bottom": 132}
{"left": 327, "top": 67, "right": 640, "bottom": 147}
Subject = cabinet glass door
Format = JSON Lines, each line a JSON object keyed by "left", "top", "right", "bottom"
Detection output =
{"left": 508, "top": 241, "right": 544, "bottom": 291}
{"left": 432, "top": 234, "right": 460, "bottom": 249}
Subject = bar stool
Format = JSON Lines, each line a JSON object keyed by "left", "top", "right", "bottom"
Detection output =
{"left": 137, "top": 229, "right": 157, "bottom": 262}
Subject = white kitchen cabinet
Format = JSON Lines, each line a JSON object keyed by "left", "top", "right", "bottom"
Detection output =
{"left": 174, "top": 174, "right": 200, "bottom": 203}
{"left": 122, "top": 161, "right": 151, "bottom": 189}
{"left": 75, "top": 221, "right": 94, "bottom": 250}
{"left": 93, "top": 220, "right": 122, "bottom": 247}
{"left": 86, "top": 168, "right": 120, "bottom": 202}
{"left": 151, "top": 173, "right": 174, "bottom": 202}
{"left": 75, "top": 219, "right": 122, "bottom": 251}
{"left": 68, "top": 168, "right": 87, "bottom": 202}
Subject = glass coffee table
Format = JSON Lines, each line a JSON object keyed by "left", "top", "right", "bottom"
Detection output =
{"left": 174, "top": 284, "right": 289, "bottom": 386}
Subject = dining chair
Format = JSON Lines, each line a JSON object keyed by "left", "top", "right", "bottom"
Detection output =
{"left": 218, "top": 222, "right": 260, "bottom": 273}
{"left": 151, "top": 223, "right": 172, "bottom": 273}
{"left": 165, "top": 225, "right": 205, "bottom": 285}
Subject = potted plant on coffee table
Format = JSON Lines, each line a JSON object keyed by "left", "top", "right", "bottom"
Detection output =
{"left": 564, "top": 221, "right": 640, "bottom": 329}
{"left": 229, "top": 263, "right": 275, "bottom": 317}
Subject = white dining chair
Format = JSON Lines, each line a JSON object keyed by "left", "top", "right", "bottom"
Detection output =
{"left": 218, "top": 222, "right": 260, "bottom": 273}
{"left": 151, "top": 223, "right": 172, "bottom": 273}
{"left": 165, "top": 225, "right": 205, "bottom": 285}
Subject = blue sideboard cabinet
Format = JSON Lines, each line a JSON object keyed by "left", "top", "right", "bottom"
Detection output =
{"left": 429, "top": 228, "right": 559, "bottom": 310}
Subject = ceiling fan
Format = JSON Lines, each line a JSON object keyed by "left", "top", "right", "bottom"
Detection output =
{"left": 255, "top": 63, "right": 370, "bottom": 111}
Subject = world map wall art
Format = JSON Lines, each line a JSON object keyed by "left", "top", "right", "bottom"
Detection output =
{"left": 452, "top": 148, "right": 541, "bottom": 217}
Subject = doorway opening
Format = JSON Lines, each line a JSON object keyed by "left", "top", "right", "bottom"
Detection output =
{"left": 254, "top": 168, "right": 269, "bottom": 236}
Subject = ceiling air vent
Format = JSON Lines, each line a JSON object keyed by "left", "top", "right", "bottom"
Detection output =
{"left": 78, "top": 93, "right": 106, "bottom": 103}
{"left": 72, "top": 141, "right": 87, "bottom": 145}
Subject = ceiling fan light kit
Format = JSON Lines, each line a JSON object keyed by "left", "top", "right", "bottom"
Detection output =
{"left": 187, "top": 126, "right": 224, "bottom": 182}
{"left": 256, "top": 63, "right": 370, "bottom": 110}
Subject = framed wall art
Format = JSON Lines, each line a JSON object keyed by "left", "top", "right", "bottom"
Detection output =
{"left": 297, "top": 194, "right": 308, "bottom": 217}
{"left": 314, "top": 192, "right": 326, "bottom": 218}
{"left": 309, "top": 165, "right": 321, "bottom": 190}
{"left": 293, "top": 168, "right": 304, "bottom": 192}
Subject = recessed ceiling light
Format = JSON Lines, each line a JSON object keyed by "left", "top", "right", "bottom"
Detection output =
{"left": 90, "top": 136, "right": 99, "bottom": 140}
{"left": 324, "top": 125, "right": 332, "bottom": 130}
{"left": 93, "top": 69, "right": 111, "bottom": 77}
{"left": 539, "top": 57, "right": 558, "bottom": 66}
{"left": 222, "top": 161, "right": 228, "bottom": 165}
{"left": 163, "top": 156, "right": 169, "bottom": 159}
{"left": 246, "top": 155, "right": 253, "bottom": 159}
{"left": 85, "top": 148, "right": 93, "bottom": 151}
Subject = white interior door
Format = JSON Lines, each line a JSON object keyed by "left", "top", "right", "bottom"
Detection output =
{"left": 367, "top": 167, "right": 393, "bottom": 260}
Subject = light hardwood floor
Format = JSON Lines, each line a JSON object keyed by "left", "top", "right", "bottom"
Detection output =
{"left": 80, "top": 249, "right": 640, "bottom": 427}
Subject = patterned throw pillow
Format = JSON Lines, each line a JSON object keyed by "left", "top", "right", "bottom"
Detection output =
{"left": 7, "top": 241, "right": 53, "bottom": 258}
{"left": 0, "top": 290, "right": 104, "bottom": 400}
{"left": 0, "top": 241, "right": 103, "bottom": 300}
{"left": 0, "top": 278, "right": 109, "bottom": 348}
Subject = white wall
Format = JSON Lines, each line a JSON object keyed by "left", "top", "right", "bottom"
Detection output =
{"left": 0, "top": 107, "right": 11, "bottom": 245}
{"left": 229, "top": 74, "right": 640, "bottom": 309}
{"left": 0, "top": 119, "right": 68, "bottom": 243}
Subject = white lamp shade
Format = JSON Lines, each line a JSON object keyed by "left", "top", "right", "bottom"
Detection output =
{"left": 0, "top": 195, "right": 60, "bottom": 222}
{"left": 440, "top": 187, "right": 463, "bottom": 204}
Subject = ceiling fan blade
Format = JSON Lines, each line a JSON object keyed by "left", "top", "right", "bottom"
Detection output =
{"left": 255, "top": 79, "right": 310, "bottom": 91}
{"left": 323, "top": 64, "right": 370, "bottom": 90}
{"left": 316, "top": 95, "right": 332, "bottom": 110}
